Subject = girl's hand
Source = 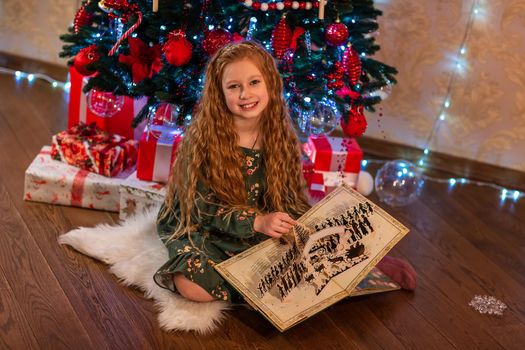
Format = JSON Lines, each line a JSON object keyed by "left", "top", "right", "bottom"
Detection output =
{"left": 254, "top": 212, "right": 296, "bottom": 238}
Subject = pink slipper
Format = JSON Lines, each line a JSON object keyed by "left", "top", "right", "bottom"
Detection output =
{"left": 376, "top": 256, "right": 417, "bottom": 291}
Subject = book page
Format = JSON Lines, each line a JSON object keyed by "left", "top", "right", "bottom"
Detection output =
{"left": 218, "top": 238, "right": 346, "bottom": 330}
{"left": 215, "top": 184, "right": 408, "bottom": 331}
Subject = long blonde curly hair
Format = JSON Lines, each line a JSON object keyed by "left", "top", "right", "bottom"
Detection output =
{"left": 159, "top": 41, "right": 310, "bottom": 240}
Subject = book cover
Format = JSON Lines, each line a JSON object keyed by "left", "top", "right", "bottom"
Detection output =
{"left": 215, "top": 184, "right": 409, "bottom": 331}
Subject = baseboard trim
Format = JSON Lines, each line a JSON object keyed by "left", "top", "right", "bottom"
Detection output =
{"left": 356, "top": 135, "right": 525, "bottom": 192}
{"left": 0, "top": 51, "right": 68, "bottom": 81}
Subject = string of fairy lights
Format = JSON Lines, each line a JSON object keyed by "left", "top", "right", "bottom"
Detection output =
{"left": 405, "top": 0, "right": 521, "bottom": 202}
{"left": 0, "top": 67, "right": 70, "bottom": 91}
{"left": 417, "top": 0, "right": 481, "bottom": 168}
{"left": 0, "top": 0, "right": 521, "bottom": 203}
{"left": 361, "top": 159, "right": 522, "bottom": 203}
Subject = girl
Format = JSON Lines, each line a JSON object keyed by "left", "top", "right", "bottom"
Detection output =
{"left": 154, "top": 41, "right": 416, "bottom": 303}
{"left": 153, "top": 41, "right": 311, "bottom": 303}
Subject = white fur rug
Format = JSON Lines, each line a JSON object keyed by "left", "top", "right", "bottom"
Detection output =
{"left": 58, "top": 206, "right": 230, "bottom": 334}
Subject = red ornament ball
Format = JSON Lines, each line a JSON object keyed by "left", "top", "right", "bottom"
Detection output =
{"left": 272, "top": 16, "right": 292, "bottom": 60}
{"left": 73, "top": 45, "right": 100, "bottom": 76}
{"left": 74, "top": 4, "right": 94, "bottom": 33}
{"left": 325, "top": 22, "right": 349, "bottom": 46}
{"left": 87, "top": 89, "right": 125, "bottom": 118}
{"left": 341, "top": 105, "right": 367, "bottom": 137}
{"left": 163, "top": 30, "right": 193, "bottom": 66}
{"left": 202, "top": 28, "right": 232, "bottom": 56}
{"left": 98, "top": 0, "right": 130, "bottom": 12}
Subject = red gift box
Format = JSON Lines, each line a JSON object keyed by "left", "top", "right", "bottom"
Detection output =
{"left": 302, "top": 158, "right": 315, "bottom": 184}
{"left": 51, "top": 123, "right": 138, "bottom": 177}
{"left": 308, "top": 172, "right": 326, "bottom": 199}
{"left": 68, "top": 67, "right": 147, "bottom": 140}
{"left": 136, "top": 125, "right": 183, "bottom": 183}
{"left": 303, "top": 135, "right": 363, "bottom": 173}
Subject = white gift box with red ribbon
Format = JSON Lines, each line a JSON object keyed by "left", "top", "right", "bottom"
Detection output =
{"left": 24, "top": 146, "right": 133, "bottom": 212}
{"left": 68, "top": 67, "right": 147, "bottom": 140}
{"left": 136, "top": 125, "right": 183, "bottom": 183}
{"left": 119, "top": 171, "right": 166, "bottom": 219}
{"left": 319, "top": 170, "right": 359, "bottom": 188}
{"left": 307, "top": 170, "right": 360, "bottom": 200}
{"left": 303, "top": 135, "right": 363, "bottom": 173}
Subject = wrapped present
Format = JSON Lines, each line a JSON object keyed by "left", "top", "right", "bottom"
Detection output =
{"left": 319, "top": 170, "right": 359, "bottom": 188}
{"left": 137, "top": 125, "right": 183, "bottom": 183}
{"left": 24, "top": 146, "right": 133, "bottom": 212}
{"left": 150, "top": 103, "right": 179, "bottom": 126}
{"left": 51, "top": 123, "right": 138, "bottom": 177}
{"left": 302, "top": 157, "right": 315, "bottom": 184}
{"left": 303, "top": 135, "right": 363, "bottom": 173}
{"left": 68, "top": 67, "right": 147, "bottom": 140}
{"left": 119, "top": 171, "right": 166, "bottom": 219}
{"left": 308, "top": 172, "right": 326, "bottom": 198}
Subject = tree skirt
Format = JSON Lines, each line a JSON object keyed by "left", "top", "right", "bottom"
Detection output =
{"left": 58, "top": 206, "right": 230, "bottom": 334}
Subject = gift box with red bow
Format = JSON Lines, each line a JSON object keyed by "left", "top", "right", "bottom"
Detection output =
{"left": 24, "top": 146, "right": 133, "bottom": 212}
{"left": 68, "top": 67, "right": 146, "bottom": 140}
{"left": 136, "top": 124, "right": 183, "bottom": 183}
{"left": 51, "top": 123, "right": 138, "bottom": 177}
{"left": 303, "top": 135, "right": 363, "bottom": 173}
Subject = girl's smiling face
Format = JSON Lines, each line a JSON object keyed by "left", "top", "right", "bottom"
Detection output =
{"left": 221, "top": 58, "right": 269, "bottom": 123}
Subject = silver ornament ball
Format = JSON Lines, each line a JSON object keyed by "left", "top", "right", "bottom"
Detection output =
{"left": 375, "top": 160, "right": 424, "bottom": 206}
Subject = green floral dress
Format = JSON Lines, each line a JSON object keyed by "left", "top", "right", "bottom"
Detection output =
{"left": 153, "top": 147, "right": 268, "bottom": 303}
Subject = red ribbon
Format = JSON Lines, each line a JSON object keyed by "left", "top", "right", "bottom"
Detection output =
{"left": 335, "top": 86, "right": 361, "bottom": 100}
{"left": 308, "top": 136, "right": 363, "bottom": 173}
{"left": 71, "top": 169, "right": 89, "bottom": 207}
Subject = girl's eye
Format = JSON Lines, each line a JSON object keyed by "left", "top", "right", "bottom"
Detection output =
{"left": 228, "top": 84, "right": 239, "bottom": 89}
{"left": 251, "top": 80, "right": 261, "bottom": 85}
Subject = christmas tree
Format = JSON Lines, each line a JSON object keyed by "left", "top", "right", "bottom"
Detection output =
{"left": 60, "top": 0, "right": 397, "bottom": 138}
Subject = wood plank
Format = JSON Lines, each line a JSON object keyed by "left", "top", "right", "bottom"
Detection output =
{"left": 424, "top": 183, "right": 525, "bottom": 286}
{"left": 2, "top": 58, "right": 525, "bottom": 348}
{"left": 0, "top": 180, "right": 94, "bottom": 348}
{"left": 0, "top": 265, "right": 40, "bottom": 350}
{"left": 223, "top": 308, "right": 301, "bottom": 349}
{"left": 0, "top": 76, "right": 172, "bottom": 349}
{"left": 326, "top": 297, "right": 407, "bottom": 350}
{"left": 1, "top": 73, "right": 258, "bottom": 349}
{"left": 0, "top": 74, "right": 307, "bottom": 348}
{"left": 380, "top": 184, "right": 525, "bottom": 349}
{"left": 364, "top": 290, "right": 456, "bottom": 349}
{"left": 279, "top": 312, "right": 360, "bottom": 348}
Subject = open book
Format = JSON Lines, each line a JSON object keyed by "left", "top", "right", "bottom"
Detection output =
{"left": 215, "top": 184, "right": 409, "bottom": 331}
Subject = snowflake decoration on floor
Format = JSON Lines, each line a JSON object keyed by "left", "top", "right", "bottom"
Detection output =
{"left": 469, "top": 295, "right": 507, "bottom": 316}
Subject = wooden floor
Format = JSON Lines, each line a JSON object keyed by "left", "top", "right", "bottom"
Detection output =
{"left": 1, "top": 73, "right": 525, "bottom": 350}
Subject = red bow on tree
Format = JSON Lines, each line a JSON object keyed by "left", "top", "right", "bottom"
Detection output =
{"left": 118, "top": 38, "right": 163, "bottom": 83}
{"left": 335, "top": 86, "right": 361, "bottom": 100}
